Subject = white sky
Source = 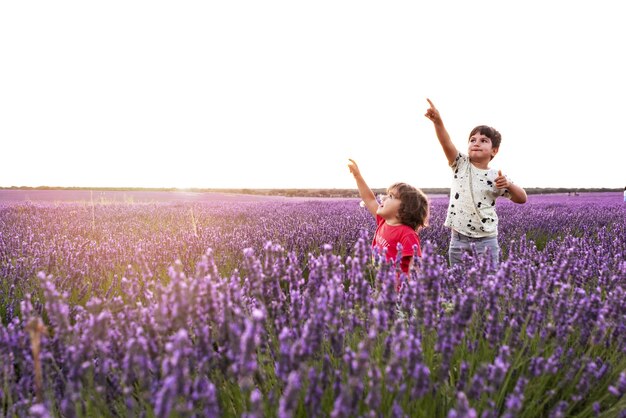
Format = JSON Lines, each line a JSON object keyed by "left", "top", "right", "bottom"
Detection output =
{"left": 1, "top": 1, "right": 624, "bottom": 189}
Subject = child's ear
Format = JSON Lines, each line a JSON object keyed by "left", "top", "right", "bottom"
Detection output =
{"left": 491, "top": 147, "right": 499, "bottom": 157}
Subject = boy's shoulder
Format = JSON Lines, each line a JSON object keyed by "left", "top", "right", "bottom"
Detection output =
{"left": 450, "top": 152, "right": 467, "bottom": 169}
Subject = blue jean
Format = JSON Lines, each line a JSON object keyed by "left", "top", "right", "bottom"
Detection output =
{"left": 449, "top": 230, "right": 500, "bottom": 267}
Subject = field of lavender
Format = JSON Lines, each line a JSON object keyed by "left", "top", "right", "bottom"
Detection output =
{"left": 1, "top": 192, "right": 625, "bottom": 417}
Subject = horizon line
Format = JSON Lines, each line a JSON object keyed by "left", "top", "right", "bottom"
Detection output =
{"left": 1, "top": 186, "right": 622, "bottom": 192}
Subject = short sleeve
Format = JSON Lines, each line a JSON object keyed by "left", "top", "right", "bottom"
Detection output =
{"left": 450, "top": 152, "right": 467, "bottom": 171}
{"left": 400, "top": 232, "right": 421, "bottom": 257}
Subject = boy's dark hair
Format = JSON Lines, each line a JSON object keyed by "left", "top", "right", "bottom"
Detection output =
{"left": 468, "top": 125, "right": 502, "bottom": 149}
{"left": 388, "top": 182, "right": 429, "bottom": 231}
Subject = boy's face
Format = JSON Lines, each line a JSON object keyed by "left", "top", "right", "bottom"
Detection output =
{"left": 468, "top": 133, "right": 499, "bottom": 162}
{"left": 376, "top": 188, "right": 402, "bottom": 221}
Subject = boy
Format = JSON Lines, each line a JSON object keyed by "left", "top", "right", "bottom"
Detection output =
{"left": 348, "top": 158, "right": 429, "bottom": 274}
{"left": 424, "top": 98, "right": 527, "bottom": 266}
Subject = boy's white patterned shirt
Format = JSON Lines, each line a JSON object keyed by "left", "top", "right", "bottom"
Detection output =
{"left": 444, "top": 153, "right": 512, "bottom": 238}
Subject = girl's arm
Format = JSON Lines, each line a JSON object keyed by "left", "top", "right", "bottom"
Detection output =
{"left": 348, "top": 159, "right": 379, "bottom": 217}
{"left": 401, "top": 256, "right": 413, "bottom": 274}
{"left": 425, "top": 98, "right": 458, "bottom": 165}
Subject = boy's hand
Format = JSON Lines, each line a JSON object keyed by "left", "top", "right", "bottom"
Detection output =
{"left": 424, "top": 98, "right": 442, "bottom": 124}
{"left": 495, "top": 169, "right": 511, "bottom": 189}
{"left": 497, "top": 169, "right": 528, "bottom": 203}
{"left": 347, "top": 159, "right": 361, "bottom": 177}
{"left": 425, "top": 98, "right": 457, "bottom": 164}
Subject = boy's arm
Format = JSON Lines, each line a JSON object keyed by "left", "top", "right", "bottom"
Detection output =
{"left": 507, "top": 183, "right": 527, "bottom": 204}
{"left": 347, "top": 159, "right": 379, "bottom": 217}
{"left": 425, "top": 98, "right": 458, "bottom": 165}
{"left": 496, "top": 170, "right": 527, "bottom": 204}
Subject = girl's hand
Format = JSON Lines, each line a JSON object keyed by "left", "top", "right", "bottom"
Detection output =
{"left": 424, "top": 98, "right": 442, "bottom": 124}
{"left": 347, "top": 159, "right": 361, "bottom": 177}
{"left": 495, "top": 170, "right": 511, "bottom": 189}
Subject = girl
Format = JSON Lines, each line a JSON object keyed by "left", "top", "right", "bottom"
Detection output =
{"left": 348, "top": 158, "right": 429, "bottom": 274}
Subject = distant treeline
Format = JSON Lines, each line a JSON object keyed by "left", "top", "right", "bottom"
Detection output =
{"left": 1, "top": 186, "right": 621, "bottom": 198}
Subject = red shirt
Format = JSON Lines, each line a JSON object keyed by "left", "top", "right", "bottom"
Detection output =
{"left": 373, "top": 215, "right": 422, "bottom": 273}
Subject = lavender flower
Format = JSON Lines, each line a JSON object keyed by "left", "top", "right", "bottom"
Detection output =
{"left": 447, "top": 391, "right": 477, "bottom": 418}
{"left": 1, "top": 192, "right": 624, "bottom": 416}
{"left": 278, "top": 370, "right": 301, "bottom": 418}
{"left": 608, "top": 371, "right": 626, "bottom": 397}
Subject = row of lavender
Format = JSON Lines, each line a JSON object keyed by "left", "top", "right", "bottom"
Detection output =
{"left": 1, "top": 194, "right": 625, "bottom": 416}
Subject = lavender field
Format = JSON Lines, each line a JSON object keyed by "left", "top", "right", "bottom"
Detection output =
{"left": 1, "top": 191, "right": 625, "bottom": 417}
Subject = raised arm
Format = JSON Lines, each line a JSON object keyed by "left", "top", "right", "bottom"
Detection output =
{"left": 347, "top": 159, "right": 379, "bottom": 217}
{"left": 424, "top": 98, "right": 458, "bottom": 165}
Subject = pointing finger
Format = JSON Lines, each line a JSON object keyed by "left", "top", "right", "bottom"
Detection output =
{"left": 426, "top": 98, "right": 435, "bottom": 109}
{"left": 498, "top": 170, "right": 503, "bottom": 177}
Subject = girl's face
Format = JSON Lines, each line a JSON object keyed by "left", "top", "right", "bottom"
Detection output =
{"left": 468, "top": 133, "right": 498, "bottom": 162}
{"left": 376, "top": 189, "right": 402, "bottom": 222}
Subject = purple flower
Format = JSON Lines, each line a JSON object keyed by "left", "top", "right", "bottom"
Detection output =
{"left": 28, "top": 403, "right": 51, "bottom": 418}
{"left": 2, "top": 192, "right": 625, "bottom": 416}
{"left": 447, "top": 391, "right": 477, "bottom": 418}
{"left": 502, "top": 377, "right": 527, "bottom": 418}
{"left": 278, "top": 370, "right": 301, "bottom": 418}
{"left": 549, "top": 400, "right": 569, "bottom": 418}
{"left": 608, "top": 371, "right": 626, "bottom": 397}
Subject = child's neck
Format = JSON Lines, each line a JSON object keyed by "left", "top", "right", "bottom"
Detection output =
{"left": 469, "top": 157, "right": 490, "bottom": 170}
{"left": 384, "top": 216, "right": 402, "bottom": 226}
